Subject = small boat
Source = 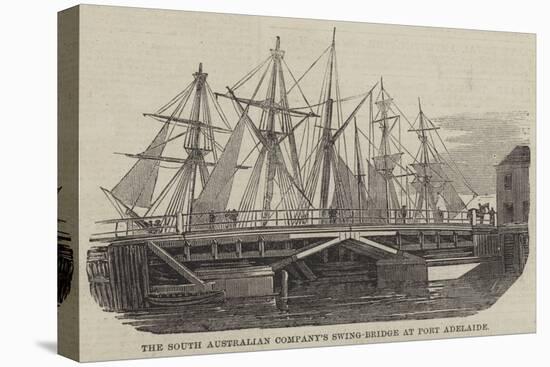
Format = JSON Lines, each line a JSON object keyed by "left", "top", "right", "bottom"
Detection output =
{"left": 146, "top": 290, "right": 225, "bottom": 307}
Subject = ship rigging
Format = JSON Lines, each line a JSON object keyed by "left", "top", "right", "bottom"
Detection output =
{"left": 99, "top": 29, "right": 477, "bottom": 233}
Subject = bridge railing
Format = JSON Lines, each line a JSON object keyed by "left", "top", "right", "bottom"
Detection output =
{"left": 92, "top": 207, "right": 494, "bottom": 240}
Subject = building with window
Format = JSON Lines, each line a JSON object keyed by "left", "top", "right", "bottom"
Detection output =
{"left": 496, "top": 145, "right": 530, "bottom": 225}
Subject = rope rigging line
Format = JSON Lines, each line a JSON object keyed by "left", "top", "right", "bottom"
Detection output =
{"left": 205, "top": 81, "right": 233, "bottom": 130}
{"left": 303, "top": 51, "right": 331, "bottom": 179}
{"left": 146, "top": 161, "right": 187, "bottom": 216}
{"left": 121, "top": 76, "right": 199, "bottom": 214}
{"left": 146, "top": 130, "right": 188, "bottom": 152}
{"left": 282, "top": 58, "right": 315, "bottom": 116}
{"left": 230, "top": 55, "right": 272, "bottom": 92}
{"left": 425, "top": 115, "right": 478, "bottom": 195}
{"left": 286, "top": 44, "right": 331, "bottom": 95}
{"left": 382, "top": 89, "right": 476, "bottom": 196}
{"left": 156, "top": 80, "right": 195, "bottom": 114}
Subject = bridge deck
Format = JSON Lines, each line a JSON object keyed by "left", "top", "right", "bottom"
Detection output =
{"left": 92, "top": 222, "right": 493, "bottom": 245}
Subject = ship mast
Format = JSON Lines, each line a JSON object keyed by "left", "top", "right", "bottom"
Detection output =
{"left": 354, "top": 118, "right": 366, "bottom": 220}
{"left": 104, "top": 62, "right": 239, "bottom": 231}
{"left": 319, "top": 28, "right": 336, "bottom": 210}
{"left": 219, "top": 36, "right": 318, "bottom": 225}
{"left": 417, "top": 98, "right": 430, "bottom": 222}
{"left": 407, "top": 97, "right": 474, "bottom": 222}
{"left": 298, "top": 28, "right": 376, "bottom": 218}
{"left": 185, "top": 63, "right": 209, "bottom": 226}
{"left": 379, "top": 78, "right": 391, "bottom": 219}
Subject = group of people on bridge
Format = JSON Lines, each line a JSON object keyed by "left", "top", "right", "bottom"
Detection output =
{"left": 467, "top": 203, "right": 496, "bottom": 226}
{"left": 209, "top": 209, "right": 239, "bottom": 229}
{"left": 196, "top": 203, "right": 497, "bottom": 230}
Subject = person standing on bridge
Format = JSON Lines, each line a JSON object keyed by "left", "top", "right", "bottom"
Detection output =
{"left": 467, "top": 208, "right": 475, "bottom": 225}
{"left": 329, "top": 207, "right": 337, "bottom": 224}
{"left": 400, "top": 205, "right": 408, "bottom": 224}
{"left": 209, "top": 210, "right": 216, "bottom": 230}
{"left": 478, "top": 203, "right": 486, "bottom": 224}
{"left": 154, "top": 219, "right": 162, "bottom": 234}
{"left": 229, "top": 209, "right": 238, "bottom": 228}
{"left": 434, "top": 206, "right": 443, "bottom": 223}
{"left": 489, "top": 207, "right": 496, "bottom": 226}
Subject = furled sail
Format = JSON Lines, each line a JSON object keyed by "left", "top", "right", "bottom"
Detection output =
{"left": 111, "top": 123, "right": 170, "bottom": 209}
{"left": 367, "top": 153, "right": 402, "bottom": 216}
{"left": 410, "top": 163, "right": 446, "bottom": 189}
{"left": 373, "top": 153, "right": 401, "bottom": 174}
{"left": 429, "top": 164, "right": 466, "bottom": 217}
{"left": 411, "top": 178, "right": 438, "bottom": 210}
{"left": 192, "top": 117, "right": 246, "bottom": 216}
{"left": 410, "top": 162, "right": 466, "bottom": 217}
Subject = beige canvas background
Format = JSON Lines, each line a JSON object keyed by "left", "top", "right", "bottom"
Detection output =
{"left": 62, "top": 4, "right": 535, "bottom": 361}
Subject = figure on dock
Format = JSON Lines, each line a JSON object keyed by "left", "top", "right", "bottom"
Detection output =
{"left": 434, "top": 206, "right": 444, "bottom": 223}
{"left": 328, "top": 207, "right": 338, "bottom": 224}
{"left": 225, "top": 209, "right": 238, "bottom": 228}
{"left": 154, "top": 219, "right": 162, "bottom": 233}
{"left": 478, "top": 203, "right": 486, "bottom": 224}
{"left": 467, "top": 207, "right": 475, "bottom": 225}
{"left": 400, "top": 205, "right": 408, "bottom": 224}
{"left": 489, "top": 207, "right": 496, "bottom": 226}
{"left": 209, "top": 210, "right": 216, "bottom": 230}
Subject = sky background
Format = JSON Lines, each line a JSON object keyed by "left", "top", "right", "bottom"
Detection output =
{"left": 77, "top": 6, "right": 535, "bottom": 210}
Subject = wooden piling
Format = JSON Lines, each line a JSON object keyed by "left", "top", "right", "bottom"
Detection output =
{"left": 106, "top": 244, "right": 150, "bottom": 311}
{"left": 235, "top": 239, "right": 242, "bottom": 258}
{"left": 396, "top": 231, "right": 402, "bottom": 250}
{"left": 419, "top": 231, "right": 425, "bottom": 250}
{"left": 176, "top": 212, "right": 184, "bottom": 233}
{"left": 183, "top": 241, "right": 191, "bottom": 261}
{"left": 211, "top": 240, "right": 218, "bottom": 259}
{"left": 87, "top": 246, "right": 115, "bottom": 310}
{"left": 281, "top": 270, "right": 288, "bottom": 299}
{"left": 259, "top": 237, "right": 265, "bottom": 257}
{"left": 453, "top": 231, "right": 458, "bottom": 248}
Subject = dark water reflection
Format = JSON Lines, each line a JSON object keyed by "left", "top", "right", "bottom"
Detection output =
{"left": 119, "top": 263, "right": 518, "bottom": 334}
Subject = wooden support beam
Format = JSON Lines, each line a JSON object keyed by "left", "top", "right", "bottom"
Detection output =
{"left": 435, "top": 231, "right": 441, "bottom": 249}
{"left": 176, "top": 212, "right": 184, "bottom": 234}
{"left": 272, "top": 238, "right": 340, "bottom": 271}
{"left": 284, "top": 240, "right": 292, "bottom": 250}
{"left": 259, "top": 237, "right": 265, "bottom": 257}
{"left": 295, "top": 260, "right": 317, "bottom": 281}
{"left": 183, "top": 241, "right": 191, "bottom": 261}
{"left": 281, "top": 270, "right": 288, "bottom": 298}
{"left": 147, "top": 241, "right": 207, "bottom": 291}
{"left": 396, "top": 231, "right": 402, "bottom": 250}
{"left": 235, "top": 239, "right": 242, "bottom": 258}
{"left": 419, "top": 231, "right": 425, "bottom": 250}
{"left": 453, "top": 231, "right": 458, "bottom": 248}
{"left": 286, "top": 264, "right": 302, "bottom": 280}
{"left": 211, "top": 240, "right": 218, "bottom": 260}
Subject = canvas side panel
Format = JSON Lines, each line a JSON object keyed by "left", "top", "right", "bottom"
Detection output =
{"left": 57, "top": 5, "right": 80, "bottom": 362}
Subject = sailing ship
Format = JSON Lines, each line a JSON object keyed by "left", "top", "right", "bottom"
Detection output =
{"left": 96, "top": 29, "right": 479, "bottom": 308}
{"left": 101, "top": 29, "right": 475, "bottom": 234}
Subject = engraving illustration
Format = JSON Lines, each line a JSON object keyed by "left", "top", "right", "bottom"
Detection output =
{"left": 86, "top": 28, "right": 531, "bottom": 334}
